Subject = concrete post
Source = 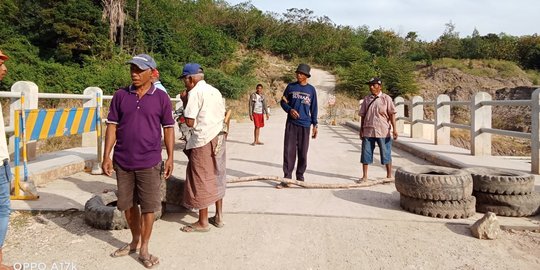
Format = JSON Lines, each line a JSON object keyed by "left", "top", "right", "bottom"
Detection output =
{"left": 394, "top": 97, "right": 405, "bottom": 134}
{"left": 82, "top": 87, "right": 103, "bottom": 147}
{"left": 10, "top": 81, "right": 38, "bottom": 160}
{"left": 411, "top": 96, "right": 424, "bottom": 138}
{"left": 435, "top": 94, "right": 451, "bottom": 145}
{"left": 471, "top": 92, "right": 492, "bottom": 156}
{"left": 531, "top": 89, "right": 540, "bottom": 174}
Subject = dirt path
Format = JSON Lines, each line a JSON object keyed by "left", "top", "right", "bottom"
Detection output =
{"left": 309, "top": 68, "right": 335, "bottom": 118}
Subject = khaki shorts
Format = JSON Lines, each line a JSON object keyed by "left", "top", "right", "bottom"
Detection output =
{"left": 114, "top": 162, "right": 162, "bottom": 213}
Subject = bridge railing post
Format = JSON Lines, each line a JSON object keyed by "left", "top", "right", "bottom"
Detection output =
{"left": 531, "top": 89, "right": 540, "bottom": 174}
{"left": 411, "top": 96, "right": 423, "bottom": 138}
{"left": 9, "top": 81, "right": 38, "bottom": 160}
{"left": 435, "top": 94, "right": 450, "bottom": 145}
{"left": 471, "top": 91, "right": 492, "bottom": 156}
{"left": 394, "top": 96, "right": 405, "bottom": 134}
{"left": 82, "top": 87, "right": 103, "bottom": 148}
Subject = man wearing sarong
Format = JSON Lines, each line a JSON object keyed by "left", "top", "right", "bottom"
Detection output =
{"left": 179, "top": 63, "right": 226, "bottom": 232}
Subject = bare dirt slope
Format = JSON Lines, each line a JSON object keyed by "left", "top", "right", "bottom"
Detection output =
{"left": 416, "top": 66, "right": 538, "bottom": 155}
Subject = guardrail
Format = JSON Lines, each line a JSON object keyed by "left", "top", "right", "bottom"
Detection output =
{"left": 1, "top": 81, "right": 183, "bottom": 160}
{"left": 395, "top": 89, "right": 540, "bottom": 173}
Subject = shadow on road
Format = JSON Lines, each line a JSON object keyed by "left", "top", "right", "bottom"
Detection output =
{"left": 62, "top": 177, "right": 117, "bottom": 194}
{"left": 230, "top": 158, "right": 356, "bottom": 181}
{"left": 226, "top": 139, "right": 252, "bottom": 146}
{"left": 444, "top": 223, "right": 473, "bottom": 238}
{"left": 332, "top": 189, "right": 401, "bottom": 210}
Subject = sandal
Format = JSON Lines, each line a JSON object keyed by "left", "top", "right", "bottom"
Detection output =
{"left": 208, "top": 216, "right": 224, "bottom": 228}
{"left": 180, "top": 224, "right": 210, "bottom": 233}
{"left": 355, "top": 178, "right": 368, "bottom": 184}
{"left": 138, "top": 254, "right": 160, "bottom": 269}
{"left": 275, "top": 182, "right": 291, "bottom": 189}
{"left": 110, "top": 244, "right": 138, "bottom": 257}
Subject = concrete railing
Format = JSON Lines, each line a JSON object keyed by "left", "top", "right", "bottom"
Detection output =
{"left": 395, "top": 88, "right": 540, "bottom": 173}
{"left": 0, "top": 81, "right": 182, "bottom": 160}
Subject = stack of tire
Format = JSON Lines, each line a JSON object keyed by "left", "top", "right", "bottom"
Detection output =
{"left": 84, "top": 177, "right": 185, "bottom": 230}
{"left": 395, "top": 165, "right": 476, "bottom": 219}
{"left": 466, "top": 167, "right": 540, "bottom": 217}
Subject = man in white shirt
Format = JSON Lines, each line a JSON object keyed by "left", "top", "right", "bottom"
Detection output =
{"left": 0, "top": 49, "right": 13, "bottom": 270}
{"left": 179, "top": 63, "right": 226, "bottom": 232}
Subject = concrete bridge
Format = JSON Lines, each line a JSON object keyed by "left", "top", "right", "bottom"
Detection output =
{"left": 3, "top": 71, "right": 540, "bottom": 269}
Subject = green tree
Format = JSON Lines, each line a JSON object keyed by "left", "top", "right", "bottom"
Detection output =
{"left": 363, "top": 29, "right": 403, "bottom": 57}
{"left": 431, "top": 21, "right": 462, "bottom": 59}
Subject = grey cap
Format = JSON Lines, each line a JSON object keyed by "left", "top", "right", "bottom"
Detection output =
{"left": 127, "top": 54, "right": 157, "bottom": 70}
{"left": 295, "top": 63, "right": 311, "bottom": 78}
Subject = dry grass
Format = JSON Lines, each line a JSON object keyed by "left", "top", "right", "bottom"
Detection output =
{"left": 450, "top": 129, "right": 530, "bottom": 156}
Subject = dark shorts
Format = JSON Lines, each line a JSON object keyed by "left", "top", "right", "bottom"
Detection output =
{"left": 253, "top": 113, "right": 264, "bottom": 128}
{"left": 114, "top": 162, "right": 162, "bottom": 213}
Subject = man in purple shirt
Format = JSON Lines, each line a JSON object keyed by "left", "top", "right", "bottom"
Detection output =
{"left": 102, "top": 54, "right": 174, "bottom": 269}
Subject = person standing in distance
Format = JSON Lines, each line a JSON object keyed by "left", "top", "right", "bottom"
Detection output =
{"left": 358, "top": 77, "right": 397, "bottom": 182}
{"left": 278, "top": 64, "right": 318, "bottom": 188}
{"left": 248, "top": 84, "right": 270, "bottom": 145}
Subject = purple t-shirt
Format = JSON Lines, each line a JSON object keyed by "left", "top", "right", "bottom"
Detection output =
{"left": 107, "top": 85, "right": 175, "bottom": 170}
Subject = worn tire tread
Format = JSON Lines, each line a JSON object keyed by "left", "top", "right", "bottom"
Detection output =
{"left": 474, "top": 191, "right": 540, "bottom": 217}
{"left": 465, "top": 167, "right": 534, "bottom": 195}
{"left": 395, "top": 165, "right": 473, "bottom": 200}
{"left": 399, "top": 194, "right": 476, "bottom": 219}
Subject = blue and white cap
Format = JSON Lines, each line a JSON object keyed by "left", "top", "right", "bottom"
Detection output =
{"left": 127, "top": 54, "right": 157, "bottom": 70}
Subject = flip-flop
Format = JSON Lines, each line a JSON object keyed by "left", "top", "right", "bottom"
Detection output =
{"left": 275, "top": 182, "right": 291, "bottom": 189}
{"left": 355, "top": 178, "right": 368, "bottom": 184}
{"left": 138, "top": 254, "right": 160, "bottom": 269}
{"left": 250, "top": 142, "right": 256, "bottom": 146}
{"left": 256, "top": 142, "right": 264, "bottom": 145}
{"left": 208, "top": 216, "right": 224, "bottom": 228}
{"left": 180, "top": 224, "right": 211, "bottom": 233}
{"left": 110, "top": 244, "right": 138, "bottom": 257}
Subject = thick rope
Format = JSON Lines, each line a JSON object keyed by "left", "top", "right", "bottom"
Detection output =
{"left": 226, "top": 175, "right": 394, "bottom": 189}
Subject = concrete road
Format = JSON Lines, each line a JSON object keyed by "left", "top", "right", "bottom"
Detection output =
{"left": 6, "top": 69, "right": 540, "bottom": 269}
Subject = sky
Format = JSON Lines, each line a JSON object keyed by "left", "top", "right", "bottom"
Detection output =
{"left": 225, "top": 0, "right": 538, "bottom": 41}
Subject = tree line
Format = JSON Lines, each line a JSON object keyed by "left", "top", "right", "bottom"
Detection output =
{"left": 0, "top": 0, "right": 539, "bottom": 99}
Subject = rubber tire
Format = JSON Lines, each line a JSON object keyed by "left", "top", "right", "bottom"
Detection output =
{"left": 84, "top": 191, "right": 162, "bottom": 230}
{"left": 464, "top": 167, "right": 534, "bottom": 195}
{"left": 399, "top": 194, "right": 476, "bottom": 219}
{"left": 395, "top": 165, "right": 473, "bottom": 200}
{"left": 474, "top": 191, "right": 540, "bottom": 217}
{"left": 161, "top": 177, "right": 185, "bottom": 206}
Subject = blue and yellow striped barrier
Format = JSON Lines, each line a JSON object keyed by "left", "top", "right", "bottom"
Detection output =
{"left": 17, "top": 107, "right": 97, "bottom": 141}
{"left": 11, "top": 98, "right": 101, "bottom": 200}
